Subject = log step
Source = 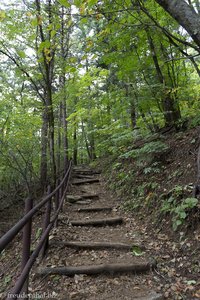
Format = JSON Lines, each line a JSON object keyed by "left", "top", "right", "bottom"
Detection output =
{"left": 73, "top": 170, "right": 101, "bottom": 176}
{"left": 76, "top": 206, "right": 112, "bottom": 212}
{"left": 70, "top": 217, "right": 123, "bottom": 227}
{"left": 72, "top": 178, "right": 100, "bottom": 185}
{"left": 67, "top": 194, "right": 99, "bottom": 203}
{"left": 50, "top": 241, "right": 139, "bottom": 250}
{"left": 37, "top": 261, "right": 156, "bottom": 277}
{"left": 81, "top": 194, "right": 99, "bottom": 199}
{"left": 73, "top": 174, "right": 94, "bottom": 179}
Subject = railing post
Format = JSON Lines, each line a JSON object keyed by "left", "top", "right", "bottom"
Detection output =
{"left": 20, "top": 197, "right": 33, "bottom": 299}
{"left": 41, "top": 185, "right": 51, "bottom": 258}
{"left": 54, "top": 179, "right": 60, "bottom": 227}
{"left": 55, "top": 179, "right": 59, "bottom": 211}
{"left": 59, "top": 179, "right": 63, "bottom": 211}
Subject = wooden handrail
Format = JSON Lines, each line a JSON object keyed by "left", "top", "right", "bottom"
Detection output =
{"left": 0, "top": 160, "right": 72, "bottom": 300}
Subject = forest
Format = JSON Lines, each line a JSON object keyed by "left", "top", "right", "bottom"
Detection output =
{"left": 1, "top": 1, "right": 200, "bottom": 299}
{"left": 0, "top": 0, "right": 199, "bottom": 195}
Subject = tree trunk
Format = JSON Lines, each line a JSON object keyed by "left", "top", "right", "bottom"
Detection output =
{"left": 36, "top": 0, "right": 56, "bottom": 185}
{"left": 73, "top": 123, "right": 78, "bottom": 165}
{"left": 155, "top": 0, "right": 200, "bottom": 49}
{"left": 60, "top": 7, "right": 70, "bottom": 171}
{"left": 62, "top": 98, "right": 68, "bottom": 170}
{"left": 40, "top": 106, "right": 48, "bottom": 190}
{"left": 81, "top": 121, "right": 91, "bottom": 160}
{"left": 56, "top": 103, "right": 62, "bottom": 176}
{"left": 146, "top": 29, "right": 181, "bottom": 126}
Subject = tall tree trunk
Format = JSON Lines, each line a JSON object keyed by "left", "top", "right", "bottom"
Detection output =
{"left": 40, "top": 106, "right": 48, "bottom": 190}
{"left": 125, "top": 83, "right": 137, "bottom": 130}
{"left": 57, "top": 103, "right": 62, "bottom": 176}
{"left": 73, "top": 122, "right": 78, "bottom": 165}
{"left": 81, "top": 121, "right": 92, "bottom": 160}
{"left": 60, "top": 6, "right": 70, "bottom": 170}
{"left": 146, "top": 29, "right": 181, "bottom": 126}
{"left": 36, "top": 0, "right": 56, "bottom": 185}
{"left": 89, "top": 135, "right": 96, "bottom": 160}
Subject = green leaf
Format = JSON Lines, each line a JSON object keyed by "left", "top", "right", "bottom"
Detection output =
{"left": 180, "top": 211, "right": 187, "bottom": 219}
{"left": 36, "top": 227, "right": 42, "bottom": 240}
{"left": 4, "top": 275, "right": 11, "bottom": 284}
{"left": 131, "top": 245, "right": 144, "bottom": 256}
{"left": 172, "top": 219, "right": 182, "bottom": 231}
{"left": 0, "top": 10, "right": 6, "bottom": 21}
{"left": 38, "top": 40, "right": 51, "bottom": 52}
{"left": 88, "top": 0, "right": 98, "bottom": 8}
{"left": 51, "top": 30, "right": 57, "bottom": 39}
{"left": 185, "top": 280, "right": 196, "bottom": 285}
{"left": 80, "top": 18, "right": 88, "bottom": 24}
{"left": 31, "top": 17, "right": 38, "bottom": 26}
{"left": 184, "top": 197, "right": 198, "bottom": 208}
{"left": 58, "top": 0, "right": 71, "bottom": 7}
{"left": 18, "top": 50, "right": 26, "bottom": 59}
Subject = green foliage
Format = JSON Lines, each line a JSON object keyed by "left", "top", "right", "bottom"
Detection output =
{"left": 0, "top": 0, "right": 200, "bottom": 207}
{"left": 120, "top": 141, "right": 168, "bottom": 161}
{"left": 131, "top": 245, "right": 144, "bottom": 257}
{"left": 189, "top": 115, "right": 200, "bottom": 128}
{"left": 143, "top": 162, "right": 162, "bottom": 174}
{"left": 161, "top": 192, "right": 198, "bottom": 231}
{"left": 35, "top": 227, "right": 42, "bottom": 240}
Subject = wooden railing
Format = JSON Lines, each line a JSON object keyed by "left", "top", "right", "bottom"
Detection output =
{"left": 0, "top": 161, "right": 72, "bottom": 300}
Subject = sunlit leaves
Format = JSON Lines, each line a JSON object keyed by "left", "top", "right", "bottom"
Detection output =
{"left": 58, "top": 0, "right": 71, "bottom": 8}
{"left": 17, "top": 50, "right": 26, "bottom": 59}
{"left": 0, "top": 10, "right": 6, "bottom": 21}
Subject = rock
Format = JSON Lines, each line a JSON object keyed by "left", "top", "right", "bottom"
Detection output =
{"left": 138, "top": 292, "right": 163, "bottom": 300}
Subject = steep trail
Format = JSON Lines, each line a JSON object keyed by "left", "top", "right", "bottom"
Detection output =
{"left": 30, "top": 166, "right": 163, "bottom": 300}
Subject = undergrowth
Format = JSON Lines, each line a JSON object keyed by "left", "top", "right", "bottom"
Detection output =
{"left": 100, "top": 132, "right": 199, "bottom": 233}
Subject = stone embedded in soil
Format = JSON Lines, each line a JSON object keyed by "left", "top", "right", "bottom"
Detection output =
{"left": 137, "top": 291, "right": 163, "bottom": 300}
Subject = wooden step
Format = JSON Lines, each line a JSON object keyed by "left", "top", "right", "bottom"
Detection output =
{"left": 72, "top": 178, "right": 99, "bottom": 185}
{"left": 73, "top": 169, "right": 101, "bottom": 176}
{"left": 67, "top": 194, "right": 99, "bottom": 203}
{"left": 70, "top": 216, "right": 123, "bottom": 227}
{"left": 37, "top": 260, "right": 156, "bottom": 277}
{"left": 81, "top": 194, "right": 99, "bottom": 199}
{"left": 73, "top": 174, "right": 94, "bottom": 179}
{"left": 76, "top": 206, "right": 112, "bottom": 212}
{"left": 50, "top": 240, "right": 139, "bottom": 250}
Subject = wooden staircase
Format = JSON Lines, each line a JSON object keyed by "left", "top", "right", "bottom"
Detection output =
{"left": 34, "top": 166, "right": 163, "bottom": 300}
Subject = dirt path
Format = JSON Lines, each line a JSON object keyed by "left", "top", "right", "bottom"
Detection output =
{"left": 29, "top": 167, "right": 163, "bottom": 300}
